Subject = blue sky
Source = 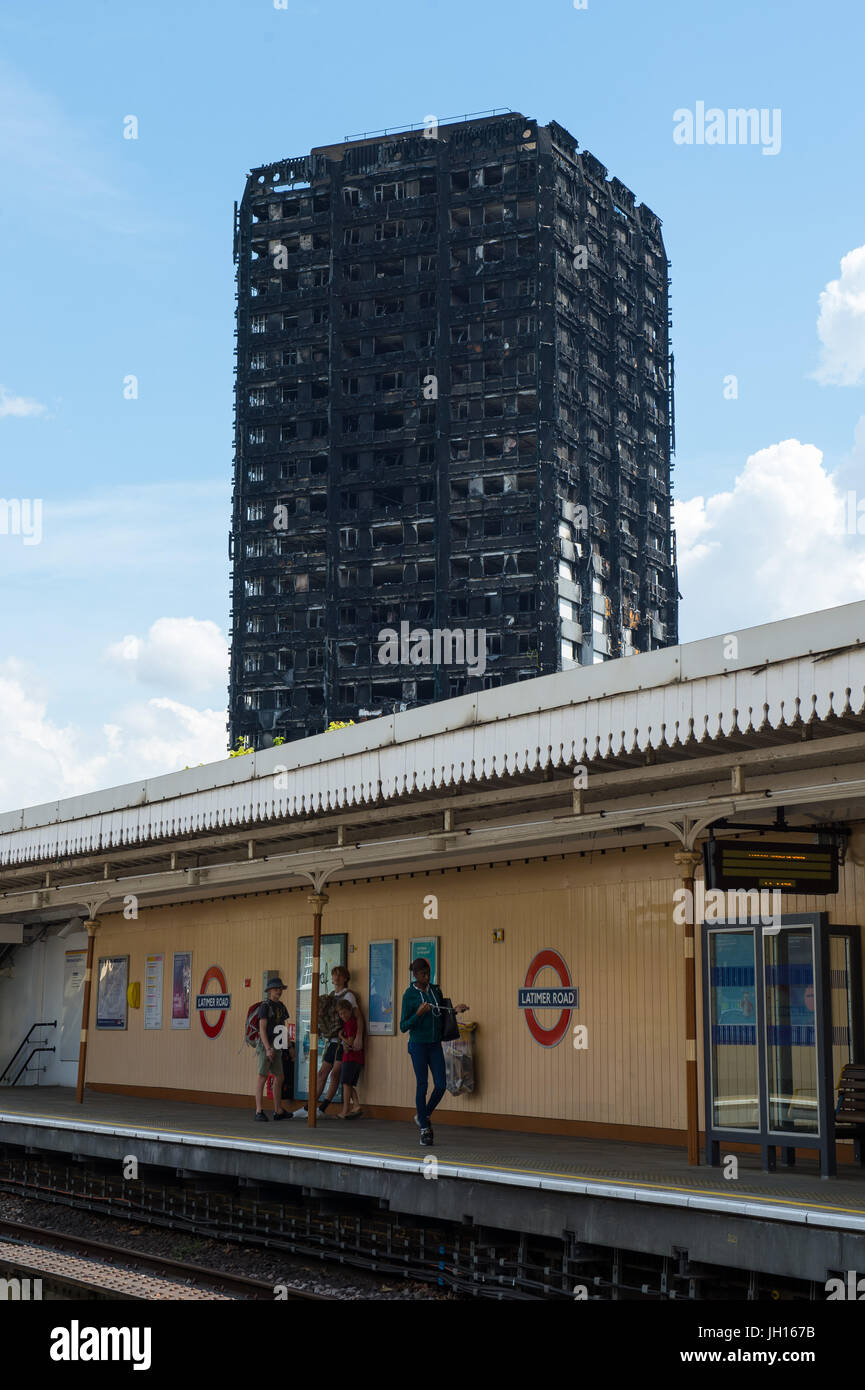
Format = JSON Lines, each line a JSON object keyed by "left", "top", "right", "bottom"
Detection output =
{"left": 1, "top": 0, "right": 864, "bottom": 809}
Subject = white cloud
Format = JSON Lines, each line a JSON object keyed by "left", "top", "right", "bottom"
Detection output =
{"left": 671, "top": 493, "right": 721, "bottom": 566}
{"left": 0, "top": 659, "right": 228, "bottom": 814}
{"left": 675, "top": 437, "right": 865, "bottom": 641}
{"left": 106, "top": 617, "right": 228, "bottom": 695}
{"left": 0, "top": 386, "right": 45, "bottom": 419}
{"left": 101, "top": 698, "right": 228, "bottom": 772}
{"left": 814, "top": 244, "right": 865, "bottom": 386}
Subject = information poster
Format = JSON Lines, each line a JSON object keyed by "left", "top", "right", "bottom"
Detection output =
{"left": 144, "top": 953, "right": 164, "bottom": 1030}
{"left": 61, "top": 949, "right": 87, "bottom": 1061}
{"left": 171, "top": 951, "right": 192, "bottom": 1030}
{"left": 409, "top": 936, "right": 439, "bottom": 985}
{"left": 96, "top": 955, "right": 129, "bottom": 1030}
{"left": 368, "top": 940, "right": 396, "bottom": 1035}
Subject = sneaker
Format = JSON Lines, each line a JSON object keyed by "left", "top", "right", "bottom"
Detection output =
{"left": 317, "top": 1101, "right": 330, "bottom": 1115}
{"left": 254, "top": 1111, "right": 269, "bottom": 1122}
{"left": 272, "top": 1110, "right": 292, "bottom": 1121}
{"left": 294, "top": 1107, "right": 309, "bottom": 1118}
{"left": 420, "top": 1128, "right": 433, "bottom": 1147}
{"left": 413, "top": 1114, "right": 422, "bottom": 1128}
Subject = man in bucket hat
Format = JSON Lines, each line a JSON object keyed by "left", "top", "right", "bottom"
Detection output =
{"left": 254, "top": 978, "right": 295, "bottom": 1121}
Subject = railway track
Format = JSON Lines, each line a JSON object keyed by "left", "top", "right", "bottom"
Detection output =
{"left": 0, "top": 1157, "right": 460, "bottom": 1295}
{"left": 0, "top": 1218, "right": 321, "bottom": 1300}
{"left": 6, "top": 1148, "right": 785, "bottom": 1298}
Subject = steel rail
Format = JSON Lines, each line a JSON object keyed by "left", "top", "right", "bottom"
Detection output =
{"left": 0, "top": 1217, "right": 322, "bottom": 1300}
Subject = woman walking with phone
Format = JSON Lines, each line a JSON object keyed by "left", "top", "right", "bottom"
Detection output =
{"left": 399, "top": 957, "right": 469, "bottom": 1147}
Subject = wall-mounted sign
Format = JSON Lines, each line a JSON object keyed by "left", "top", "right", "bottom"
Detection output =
{"left": 171, "top": 952, "right": 192, "bottom": 1030}
{"left": 519, "top": 949, "right": 577, "bottom": 1048}
{"left": 61, "top": 950, "right": 87, "bottom": 1061}
{"left": 703, "top": 840, "right": 839, "bottom": 895}
{"left": 409, "top": 936, "right": 438, "bottom": 984}
{"left": 144, "top": 954, "right": 164, "bottom": 1030}
{"left": 369, "top": 939, "right": 397, "bottom": 1035}
{"left": 96, "top": 956, "right": 129, "bottom": 1030}
{"left": 196, "top": 964, "right": 231, "bottom": 1039}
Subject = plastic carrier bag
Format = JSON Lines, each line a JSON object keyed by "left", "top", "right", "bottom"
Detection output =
{"left": 444, "top": 1021, "right": 477, "bottom": 1096}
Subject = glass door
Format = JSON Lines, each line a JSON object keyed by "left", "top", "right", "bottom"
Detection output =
{"left": 830, "top": 933, "right": 856, "bottom": 1085}
{"left": 707, "top": 929, "right": 759, "bottom": 1130}
{"left": 763, "top": 925, "right": 819, "bottom": 1137}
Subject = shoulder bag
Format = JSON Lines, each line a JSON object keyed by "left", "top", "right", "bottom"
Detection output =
{"left": 438, "top": 994, "right": 460, "bottom": 1042}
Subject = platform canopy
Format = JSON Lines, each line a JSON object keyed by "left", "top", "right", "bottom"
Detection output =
{"left": 2, "top": 600, "right": 865, "bottom": 928}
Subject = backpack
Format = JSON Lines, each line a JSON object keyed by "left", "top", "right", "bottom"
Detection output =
{"left": 245, "top": 1002, "right": 263, "bottom": 1048}
{"left": 317, "top": 991, "right": 342, "bottom": 1040}
{"left": 247, "top": 998, "right": 291, "bottom": 1048}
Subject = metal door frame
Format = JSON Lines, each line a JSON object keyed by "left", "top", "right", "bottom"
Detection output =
{"left": 702, "top": 913, "right": 861, "bottom": 1178}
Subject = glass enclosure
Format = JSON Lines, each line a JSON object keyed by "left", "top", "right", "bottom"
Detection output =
{"left": 703, "top": 913, "right": 862, "bottom": 1177}
{"left": 707, "top": 929, "right": 759, "bottom": 1129}
{"left": 763, "top": 926, "right": 818, "bottom": 1135}
{"left": 830, "top": 934, "right": 856, "bottom": 1086}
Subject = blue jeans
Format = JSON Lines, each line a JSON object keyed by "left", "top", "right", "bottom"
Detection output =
{"left": 408, "top": 1041, "right": 446, "bottom": 1129}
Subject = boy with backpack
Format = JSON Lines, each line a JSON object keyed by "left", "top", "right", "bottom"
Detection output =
{"left": 253, "top": 978, "right": 295, "bottom": 1121}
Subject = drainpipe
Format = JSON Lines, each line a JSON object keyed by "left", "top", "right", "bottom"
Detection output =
{"left": 75, "top": 919, "right": 100, "bottom": 1104}
{"left": 673, "top": 852, "right": 701, "bottom": 1164}
{"left": 306, "top": 892, "right": 329, "bottom": 1129}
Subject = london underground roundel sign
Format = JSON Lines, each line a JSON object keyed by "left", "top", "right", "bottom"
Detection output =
{"left": 518, "top": 949, "right": 578, "bottom": 1047}
{"left": 196, "top": 964, "right": 231, "bottom": 1039}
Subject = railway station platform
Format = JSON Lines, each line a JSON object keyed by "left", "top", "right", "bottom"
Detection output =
{"left": 1, "top": 1087, "right": 864, "bottom": 1292}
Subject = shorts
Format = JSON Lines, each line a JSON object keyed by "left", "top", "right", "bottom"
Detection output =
{"left": 340, "top": 1060, "right": 363, "bottom": 1087}
{"left": 255, "top": 1041, "right": 284, "bottom": 1078}
{"left": 323, "top": 1039, "right": 344, "bottom": 1065}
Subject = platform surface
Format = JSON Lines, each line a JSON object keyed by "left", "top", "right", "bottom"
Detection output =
{"left": 2, "top": 1086, "right": 865, "bottom": 1232}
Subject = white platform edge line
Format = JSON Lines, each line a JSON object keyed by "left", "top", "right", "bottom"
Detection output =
{"left": 3, "top": 1111, "right": 861, "bottom": 1230}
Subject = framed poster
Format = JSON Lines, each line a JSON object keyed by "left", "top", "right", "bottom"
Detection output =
{"left": 294, "top": 933, "right": 347, "bottom": 1101}
{"left": 409, "top": 937, "right": 439, "bottom": 985}
{"left": 144, "top": 953, "right": 164, "bottom": 1030}
{"left": 171, "top": 951, "right": 192, "bottom": 1030}
{"left": 368, "top": 940, "right": 397, "bottom": 1035}
{"left": 96, "top": 955, "right": 129, "bottom": 1030}
{"left": 61, "top": 949, "right": 87, "bottom": 1060}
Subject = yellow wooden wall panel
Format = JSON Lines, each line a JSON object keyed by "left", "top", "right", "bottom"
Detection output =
{"left": 83, "top": 836, "right": 865, "bottom": 1132}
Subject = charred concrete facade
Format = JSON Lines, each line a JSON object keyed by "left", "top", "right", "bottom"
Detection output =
{"left": 229, "top": 112, "right": 677, "bottom": 748}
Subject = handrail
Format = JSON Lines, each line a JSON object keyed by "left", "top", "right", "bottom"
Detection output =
{"left": 11, "top": 1046, "right": 55, "bottom": 1086}
{"left": 344, "top": 108, "right": 512, "bottom": 142}
{"left": 0, "top": 1021, "right": 57, "bottom": 1085}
